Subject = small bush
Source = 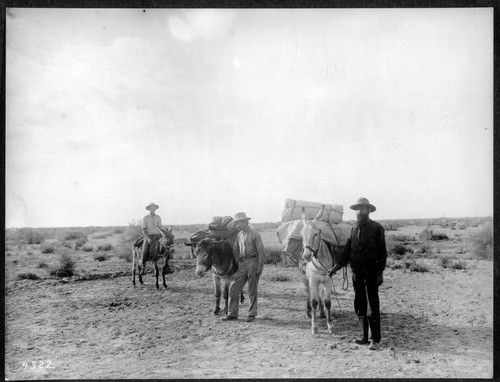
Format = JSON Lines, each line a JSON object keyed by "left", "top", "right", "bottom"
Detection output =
{"left": 408, "top": 261, "right": 430, "bottom": 273}
{"left": 469, "top": 223, "right": 493, "bottom": 260}
{"left": 41, "top": 243, "right": 56, "bottom": 254}
{"left": 74, "top": 239, "right": 86, "bottom": 249}
{"left": 419, "top": 227, "right": 433, "bottom": 241}
{"left": 439, "top": 257, "right": 450, "bottom": 268}
{"left": 38, "top": 261, "right": 49, "bottom": 269}
{"left": 81, "top": 245, "right": 93, "bottom": 252}
{"left": 431, "top": 232, "right": 449, "bottom": 241}
{"left": 392, "top": 244, "right": 410, "bottom": 256}
{"left": 118, "top": 247, "right": 133, "bottom": 263}
{"left": 265, "top": 248, "right": 283, "bottom": 265}
{"left": 27, "top": 251, "right": 34, "bottom": 256}
{"left": 97, "top": 243, "right": 113, "bottom": 251}
{"left": 63, "top": 230, "right": 87, "bottom": 242}
{"left": 419, "top": 243, "right": 432, "bottom": 254}
{"left": 17, "top": 273, "right": 40, "bottom": 280}
{"left": 451, "top": 261, "right": 467, "bottom": 270}
{"left": 94, "top": 254, "right": 109, "bottom": 262}
{"left": 270, "top": 274, "right": 289, "bottom": 281}
{"left": 50, "top": 253, "right": 75, "bottom": 277}
{"left": 20, "top": 229, "right": 46, "bottom": 245}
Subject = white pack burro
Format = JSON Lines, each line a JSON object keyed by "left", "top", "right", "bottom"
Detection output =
{"left": 277, "top": 199, "right": 352, "bottom": 263}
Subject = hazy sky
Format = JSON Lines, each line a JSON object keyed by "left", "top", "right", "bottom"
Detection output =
{"left": 6, "top": 8, "right": 493, "bottom": 228}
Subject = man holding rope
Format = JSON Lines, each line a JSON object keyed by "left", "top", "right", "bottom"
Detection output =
{"left": 328, "top": 197, "right": 387, "bottom": 350}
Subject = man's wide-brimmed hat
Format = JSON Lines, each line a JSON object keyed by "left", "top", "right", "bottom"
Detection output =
{"left": 233, "top": 212, "right": 251, "bottom": 222}
{"left": 145, "top": 202, "right": 159, "bottom": 211}
{"left": 350, "top": 197, "right": 376, "bottom": 212}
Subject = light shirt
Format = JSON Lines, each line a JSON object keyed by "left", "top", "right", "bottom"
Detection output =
{"left": 233, "top": 226, "right": 266, "bottom": 272}
{"left": 142, "top": 214, "right": 163, "bottom": 235}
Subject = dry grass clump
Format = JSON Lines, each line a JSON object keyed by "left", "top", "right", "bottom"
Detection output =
{"left": 265, "top": 248, "right": 284, "bottom": 265}
{"left": 97, "top": 243, "right": 113, "bottom": 251}
{"left": 13, "top": 228, "right": 46, "bottom": 245}
{"left": 50, "top": 253, "right": 75, "bottom": 277}
{"left": 17, "top": 272, "right": 41, "bottom": 280}
{"left": 404, "top": 260, "right": 430, "bottom": 273}
{"left": 451, "top": 260, "right": 467, "bottom": 270}
{"left": 37, "top": 261, "right": 49, "bottom": 269}
{"left": 117, "top": 247, "right": 133, "bottom": 263}
{"left": 81, "top": 245, "right": 93, "bottom": 252}
{"left": 41, "top": 243, "right": 56, "bottom": 254}
{"left": 469, "top": 223, "right": 493, "bottom": 260}
{"left": 94, "top": 254, "right": 109, "bottom": 262}
{"left": 62, "top": 230, "right": 87, "bottom": 242}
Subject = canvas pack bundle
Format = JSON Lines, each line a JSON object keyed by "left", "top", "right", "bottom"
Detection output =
{"left": 281, "top": 199, "right": 343, "bottom": 224}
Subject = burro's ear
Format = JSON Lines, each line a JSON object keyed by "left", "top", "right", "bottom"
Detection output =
{"left": 314, "top": 204, "right": 325, "bottom": 222}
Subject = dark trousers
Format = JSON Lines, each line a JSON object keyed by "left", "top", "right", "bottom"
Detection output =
{"left": 352, "top": 268, "right": 381, "bottom": 343}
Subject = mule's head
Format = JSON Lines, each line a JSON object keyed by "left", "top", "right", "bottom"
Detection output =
{"left": 192, "top": 239, "right": 214, "bottom": 277}
{"left": 300, "top": 206, "right": 324, "bottom": 262}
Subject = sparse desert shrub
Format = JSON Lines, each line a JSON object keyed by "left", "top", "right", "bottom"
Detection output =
{"left": 74, "top": 239, "right": 86, "bottom": 249}
{"left": 265, "top": 248, "right": 283, "bottom": 265}
{"left": 81, "top": 245, "right": 93, "bottom": 252}
{"left": 469, "top": 223, "right": 493, "bottom": 260}
{"left": 93, "top": 234, "right": 110, "bottom": 239}
{"left": 392, "top": 234, "right": 415, "bottom": 242}
{"left": 17, "top": 273, "right": 41, "bottom": 280}
{"left": 97, "top": 243, "right": 113, "bottom": 251}
{"left": 451, "top": 261, "right": 467, "bottom": 270}
{"left": 19, "top": 229, "right": 46, "bottom": 245}
{"left": 50, "top": 253, "right": 75, "bottom": 277}
{"left": 94, "top": 254, "right": 109, "bottom": 262}
{"left": 439, "top": 257, "right": 451, "bottom": 268}
{"left": 27, "top": 251, "right": 34, "bottom": 256}
{"left": 41, "top": 243, "right": 56, "bottom": 254}
{"left": 118, "top": 247, "right": 133, "bottom": 263}
{"left": 38, "top": 261, "right": 49, "bottom": 269}
{"left": 430, "top": 232, "right": 449, "bottom": 241}
{"left": 62, "top": 230, "right": 87, "bottom": 242}
{"left": 405, "top": 261, "right": 429, "bottom": 273}
{"left": 419, "top": 227, "right": 433, "bottom": 241}
{"left": 112, "top": 227, "right": 124, "bottom": 234}
{"left": 419, "top": 243, "right": 432, "bottom": 254}
{"left": 391, "top": 243, "right": 411, "bottom": 256}
{"left": 270, "top": 273, "right": 289, "bottom": 282}
{"left": 121, "top": 222, "right": 144, "bottom": 245}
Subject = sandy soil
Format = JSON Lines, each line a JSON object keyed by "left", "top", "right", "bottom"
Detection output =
{"left": 5, "top": 251, "right": 493, "bottom": 379}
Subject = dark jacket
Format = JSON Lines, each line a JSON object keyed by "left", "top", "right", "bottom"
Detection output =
{"left": 339, "top": 218, "right": 387, "bottom": 274}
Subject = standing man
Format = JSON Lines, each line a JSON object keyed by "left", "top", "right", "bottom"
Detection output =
{"left": 221, "top": 212, "right": 266, "bottom": 323}
{"left": 142, "top": 202, "right": 165, "bottom": 261}
{"left": 328, "top": 197, "right": 387, "bottom": 350}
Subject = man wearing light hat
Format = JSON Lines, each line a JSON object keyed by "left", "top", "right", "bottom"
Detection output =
{"left": 142, "top": 202, "right": 166, "bottom": 262}
{"left": 221, "top": 212, "right": 266, "bottom": 323}
{"left": 328, "top": 197, "right": 387, "bottom": 350}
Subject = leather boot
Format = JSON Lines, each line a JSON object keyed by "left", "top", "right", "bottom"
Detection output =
{"left": 353, "top": 316, "right": 369, "bottom": 345}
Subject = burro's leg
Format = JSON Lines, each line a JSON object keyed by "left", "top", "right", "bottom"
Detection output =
{"left": 308, "top": 276, "right": 320, "bottom": 335}
{"left": 154, "top": 264, "right": 160, "bottom": 289}
{"left": 302, "top": 276, "right": 312, "bottom": 318}
{"left": 213, "top": 274, "right": 222, "bottom": 315}
{"left": 323, "top": 277, "right": 334, "bottom": 334}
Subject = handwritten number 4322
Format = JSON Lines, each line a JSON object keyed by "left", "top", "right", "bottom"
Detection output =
{"left": 23, "top": 360, "right": 54, "bottom": 370}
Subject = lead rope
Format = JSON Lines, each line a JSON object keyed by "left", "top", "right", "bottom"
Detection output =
{"left": 330, "top": 274, "right": 349, "bottom": 339}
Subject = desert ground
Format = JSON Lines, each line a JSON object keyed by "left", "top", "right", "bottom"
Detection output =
{"left": 4, "top": 217, "right": 494, "bottom": 379}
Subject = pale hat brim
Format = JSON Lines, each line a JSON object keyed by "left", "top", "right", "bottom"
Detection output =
{"left": 146, "top": 203, "right": 159, "bottom": 211}
{"left": 350, "top": 203, "right": 376, "bottom": 212}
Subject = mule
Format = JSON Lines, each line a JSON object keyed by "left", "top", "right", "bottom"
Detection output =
{"left": 185, "top": 238, "right": 244, "bottom": 315}
{"left": 133, "top": 228, "right": 174, "bottom": 289}
{"left": 300, "top": 206, "right": 349, "bottom": 334}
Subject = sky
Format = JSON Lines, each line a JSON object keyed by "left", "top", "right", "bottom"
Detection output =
{"left": 5, "top": 8, "right": 493, "bottom": 228}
